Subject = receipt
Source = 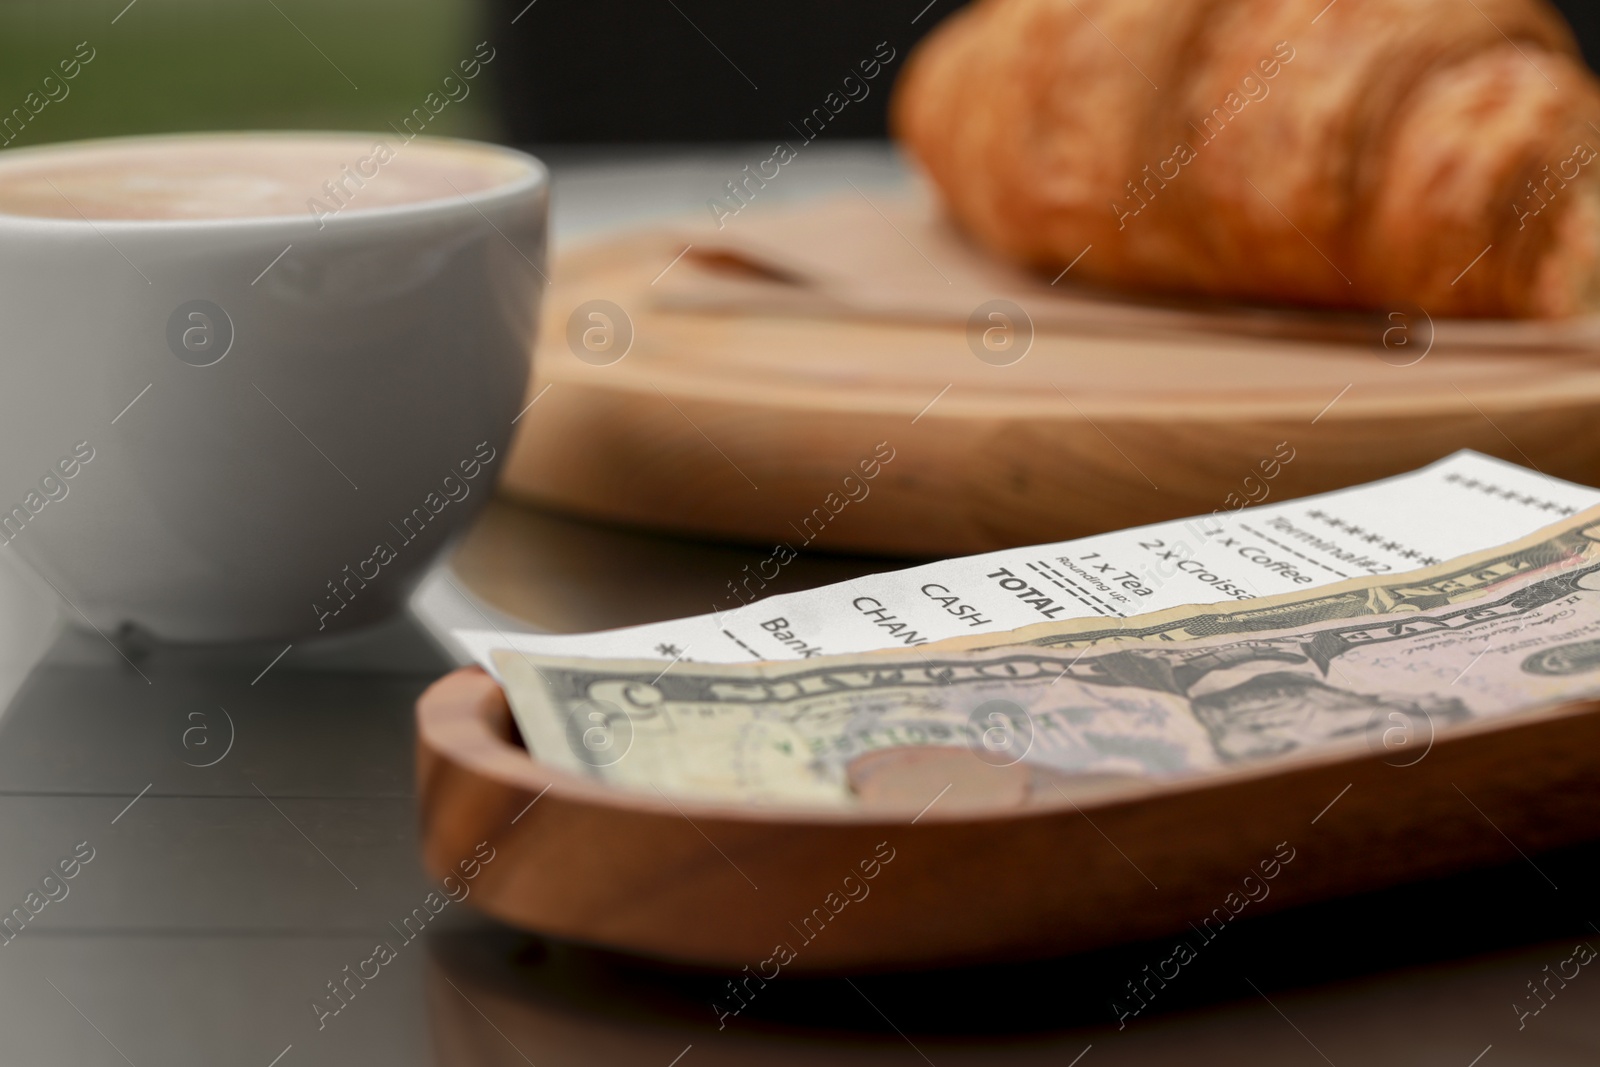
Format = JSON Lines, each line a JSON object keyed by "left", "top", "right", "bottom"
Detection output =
{"left": 455, "top": 451, "right": 1600, "bottom": 676}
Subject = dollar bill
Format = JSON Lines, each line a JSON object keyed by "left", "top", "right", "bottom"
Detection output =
{"left": 921, "top": 509, "right": 1600, "bottom": 653}
{"left": 495, "top": 507, "right": 1600, "bottom": 808}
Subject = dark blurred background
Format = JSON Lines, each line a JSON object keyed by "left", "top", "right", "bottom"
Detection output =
{"left": 487, "top": 0, "right": 1600, "bottom": 142}
{"left": 0, "top": 0, "right": 1596, "bottom": 147}
{"left": 489, "top": 0, "right": 948, "bottom": 141}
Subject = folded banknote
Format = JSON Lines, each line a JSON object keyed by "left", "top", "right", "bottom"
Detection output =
{"left": 495, "top": 506, "right": 1600, "bottom": 807}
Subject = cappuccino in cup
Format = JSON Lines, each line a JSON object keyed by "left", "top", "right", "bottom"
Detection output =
{"left": 0, "top": 132, "right": 547, "bottom": 641}
{"left": 0, "top": 133, "right": 528, "bottom": 223}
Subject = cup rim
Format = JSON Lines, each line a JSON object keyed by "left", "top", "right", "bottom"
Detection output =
{"left": 0, "top": 129, "right": 548, "bottom": 234}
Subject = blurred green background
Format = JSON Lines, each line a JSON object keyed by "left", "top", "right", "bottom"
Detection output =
{"left": 0, "top": 0, "right": 497, "bottom": 148}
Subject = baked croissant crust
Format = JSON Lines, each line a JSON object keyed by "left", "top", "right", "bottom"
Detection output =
{"left": 892, "top": 0, "right": 1600, "bottom": 317}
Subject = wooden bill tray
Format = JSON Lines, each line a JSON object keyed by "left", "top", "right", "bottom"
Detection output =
{"left": 416, "top": 667, "right": 1600, "bottom": 973}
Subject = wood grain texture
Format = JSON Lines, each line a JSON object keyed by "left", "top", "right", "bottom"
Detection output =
{"left": 417, "top": 666, "right": 1600, "bottom": 973}
{"left": 502, "top": 230, "right": 1600, "bottom": 557}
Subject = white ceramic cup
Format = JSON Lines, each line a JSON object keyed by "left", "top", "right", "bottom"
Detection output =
{"left": 0, "top": 132, "right": 547, "bottom": 642}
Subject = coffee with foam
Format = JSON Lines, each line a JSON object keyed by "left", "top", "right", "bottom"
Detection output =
{"left": 0, "top": 133, "right": 528, "bottom": 222}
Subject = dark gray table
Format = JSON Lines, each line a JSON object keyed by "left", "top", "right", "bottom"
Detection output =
{"left": 3, "top": 497, "right": 1599, "bottom": 1066}
{"left": 2, "top": 147, "right": 1597, "bottom": 1066}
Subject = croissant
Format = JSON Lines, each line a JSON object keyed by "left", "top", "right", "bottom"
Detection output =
{"left": 892, "top": 0, "right": 1600, "bottom": 318}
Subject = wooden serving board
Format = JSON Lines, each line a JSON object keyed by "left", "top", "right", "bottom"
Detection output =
{"left": 416, "top": 667, "right": 1600, "bottom": 973}
{"left": 500, "top": 230, "right": 1600, "bottom": 557}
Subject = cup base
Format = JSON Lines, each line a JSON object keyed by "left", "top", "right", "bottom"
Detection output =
{"left": 75, "top": 587, "right": 414, "bottom": 646}
{"left": 53, "top": 608, "right": 456, "bottom": 677}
